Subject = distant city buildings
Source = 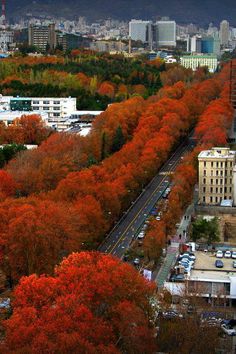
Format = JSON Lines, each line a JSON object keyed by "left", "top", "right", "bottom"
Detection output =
{"left": 129, "top": 19, "right": 176, "bottom": 49}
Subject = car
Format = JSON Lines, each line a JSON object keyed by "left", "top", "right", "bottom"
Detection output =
{"left": 162, "top": 310, "right": 183, "bottom": 319}
{"left": 170, "top": 274, "right": 185, "bottom": 282}
{"left": 155, "top": 216, "right": 161, "bottom": 221}
{"left": 221, "top": 324, "right": 236, "bottom": 336}
{"left": 137, "top": 232, "right": 145, "bottom": 239}
{"left": 179, "top": 253, "right": 196, "bottom": 261}
{"left": 233, "top": 261, "right": 236, "bottom": 268}
{"left": 179, "top": 257, "right": 195, "bottom": 265}
{"left": 215, "top": 260, "right": 224, "bottom": 268}
{"left": 216, "top": 250, "right": 223, "bottom": 258}
{"left": 224, "top": 250, "right": 232, "bottom": 258}
{"left": 133, "top": 258, "right": 140, "bottom": 266}
{"left": 232, "top": 251, "right": 236, "bottom": 259}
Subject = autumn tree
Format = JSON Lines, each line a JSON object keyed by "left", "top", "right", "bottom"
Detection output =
{"left": 2, "top": 252, "right": 157, "bottom": 354}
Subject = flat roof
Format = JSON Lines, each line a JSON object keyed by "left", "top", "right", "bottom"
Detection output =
{"left": 189, "top": 269, "right": 236, "bottom": 283}
{"left": 198, "top": 148, "right": 235, "bottom": 159}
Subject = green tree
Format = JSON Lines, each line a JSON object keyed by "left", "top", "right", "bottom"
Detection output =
{"left": 191, "top": 217, "right": 220, "bottom": 244}
{"left": 111, "top": 125, "right": 125, "bottom": 153}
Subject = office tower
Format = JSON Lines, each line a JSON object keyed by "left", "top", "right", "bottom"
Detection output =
{"left": 219, "top": 20, "right": 229, "bottom": 47}
{"left": 28, "top": 23, "right": 56, "bottom": 52}
{"left": 129, "top": 19, "right": 152, "bottom": 44}
{"left": 156, "top": 20, "right": 176, "bottom": 47}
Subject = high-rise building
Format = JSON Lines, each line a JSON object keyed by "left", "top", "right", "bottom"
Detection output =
{"left": 28, "top": 23, "right": 56, "bottom": 51}
{"left": 129, "top": 19, "right": 152, "bottom": 44}
{"left": 190, "top": 35, "right": 202, "bottom": 53}
{"left": 198, "top": 147, "right": 236, "bottom": 205}
{"left": 156, "top": 20, "right": 176, "bottom": 47}
{"left": 219, "top": 20, "right": 230, "bottom": 47}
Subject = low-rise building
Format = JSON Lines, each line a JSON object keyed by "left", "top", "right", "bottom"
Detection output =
{"left": 180, "top": 54, "right": 218, "bottom": 72}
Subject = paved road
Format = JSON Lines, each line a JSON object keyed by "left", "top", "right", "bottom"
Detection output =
{"left": 98, "top": 138, "right": 195, "bottom": 258}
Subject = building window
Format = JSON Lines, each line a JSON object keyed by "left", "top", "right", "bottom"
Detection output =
{"left": 221, "top": 162, "right": 223, "bottom": 167}
{"left": 216, "top": 187, "right": 218, "bottom": 193}
{"left": 230, "top": 187, "right": 232, "bottom": 193}
{"left": 220, "top": 187, "right": 223, "bottom": 193}
{"left": 53, "top": 101, "right": 60, "bottom": 104}
{"left": 225, "top": 187, "right": 227, "bottom": 193}
{"left": 203, "top": 187, "right": 206, "bottom": 193}
{"left": 216, "top": 179, "right": 218, "bottom": 185}
{"left": 211, "top": 162, "right": 213, "bottom": 167}
{"left": 203, "top": 178, "right": 206, "bottom": 184}
{"left": 215, "top": 196, "right": 218, "bottom": 203}
{"left": 204, "top": 161, "right": 206, "bottom": 167}
{"left": 43, "top": 101, "right": 50, "bottom": 104}
{"left": 203, "top": 196, "right": 206, "bottom": 203}
{"left": 216, "top": 170, "right": 218, "bottom": 176}
{"left": 211, "top": 170, "right": 213, "bottom": 176}
{"left": 210, "top": 187, "right": 213, "bottom": 193}
{"left": 216, "top": 162, "right": 219, "bottom": 168}
{"left": 220, "top": 170, "right": 223, "bottom": 176}
{"left": 210, "top": 196, "right": 213, "bottom": 203}
{"left": 220, "top": 179, "right": 223, "bottom": 184}
{"left": 211, "top": 179, "right": 213, "bottom": 184}
{"left": 44, "top": 107, "right": 50, "bottom": 110}
{"left": 204, "top": 170, "right": 206, "bottom": 176}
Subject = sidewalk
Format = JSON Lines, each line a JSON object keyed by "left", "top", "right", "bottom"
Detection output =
{"left": 154, "top": 204, "right": 194, "bottom": 288}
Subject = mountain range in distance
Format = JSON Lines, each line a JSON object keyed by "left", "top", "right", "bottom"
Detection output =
{"left": 7, "top": 0, "right": 236, "bottom": 26}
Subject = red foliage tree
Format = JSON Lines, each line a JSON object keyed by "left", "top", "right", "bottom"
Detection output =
{"left": 2, "top": 252, "right": 156, "bottom": 353}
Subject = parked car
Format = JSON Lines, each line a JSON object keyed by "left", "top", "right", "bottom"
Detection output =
{"left": 216, "top": 250, "right": 223, "bottom": 258}
{"left": 155, "top": 216, "right": 161, "bottom": 221}
{"left": 221, "top": 324, "right": 236, "bottom": 336}
{"left": 179, "top": 253, "right": 196, "bottom": 261}
{"left": 162, "top": 310, "right": 183, "bottom": 319}
{"left": 224, "top": 250, "right": 232, "bottom": 258}
{"left": 133, "top": 258, "right": 140, "bottom": 266}
{"left": 170, "top": 274, "right": 185, "bottom": 282}
{"left": 232, "top": 251, "right": 236, "bottom": 259}
{"left": 215, "top": 260, "right": 224, "bottom": 268}
{"left": 233, "top": 261, "right": 236, "bottom": 268}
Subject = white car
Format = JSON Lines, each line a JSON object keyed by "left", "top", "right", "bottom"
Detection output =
{"left": 224, "top": 250, "right": 232, "bottom": 258}
{"left": 221, "top": 324, "right": 236, "bottom": 336}
{"left": 216, "top": 250, "right": 223, "bottom": 258}
{"left": 137, "top": 232, "right": 145, "bottom": 239}
{"left": 232, "top": 251, "right": 236, "bottom": 259}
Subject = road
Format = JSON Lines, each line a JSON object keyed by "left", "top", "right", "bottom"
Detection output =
{"left": 98, "top": 137, "right": 195, "bottom": 258}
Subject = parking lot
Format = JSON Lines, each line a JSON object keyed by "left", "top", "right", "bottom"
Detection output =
{"left": 194, "top": 251, "right": 236, "bottom": 272}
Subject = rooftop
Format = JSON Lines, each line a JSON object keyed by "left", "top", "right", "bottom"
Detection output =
{"left": 198, "top": 147, "right": 235, "bottom": 159}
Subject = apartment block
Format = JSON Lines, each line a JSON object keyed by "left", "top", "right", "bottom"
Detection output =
{"left": 198, "top": 147, "right": 236, "bottom": 205}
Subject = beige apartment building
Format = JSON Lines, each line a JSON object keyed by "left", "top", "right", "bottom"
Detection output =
{"left": 198, "top": 147, "right": 236, "bottom": 205}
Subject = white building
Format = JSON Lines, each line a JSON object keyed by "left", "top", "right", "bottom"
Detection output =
{"left": 156, "top": 20, "right": 176, "bottom": 47}
{"left": 219, "top": 20, "right": 230, "bottom": 47}
{"left": 180, "top": 54, "right": 218, "bottom": 73}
